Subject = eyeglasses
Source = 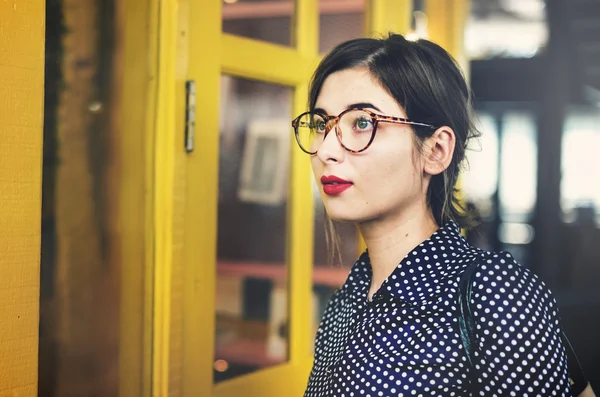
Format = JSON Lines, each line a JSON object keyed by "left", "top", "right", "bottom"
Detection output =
{"left": 291, "top": 107, "right": 437, "bottom": 154}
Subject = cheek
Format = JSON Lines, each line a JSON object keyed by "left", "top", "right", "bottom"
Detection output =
{"left": 357, "top": 144, "right": 421, "bottom": 198}
{"left": 369, "top": 137, "right": 417, "bottom": 177}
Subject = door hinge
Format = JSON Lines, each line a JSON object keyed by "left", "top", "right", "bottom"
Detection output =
{"left": 185, "top": 80, "right": 196, "bottom": 153}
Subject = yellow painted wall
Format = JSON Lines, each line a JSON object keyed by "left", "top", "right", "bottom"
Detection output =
{"left": 0, "top": 0, "right": 45, "bottom": 395}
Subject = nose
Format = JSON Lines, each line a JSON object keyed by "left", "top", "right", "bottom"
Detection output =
{"left": 316, "top": 122, "right": 345, "bottom": 164}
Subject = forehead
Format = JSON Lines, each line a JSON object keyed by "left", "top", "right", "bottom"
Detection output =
{"left": 315, "top": 68, "right": 401, "bottom": 115}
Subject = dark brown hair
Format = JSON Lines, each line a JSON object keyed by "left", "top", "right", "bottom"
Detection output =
{"left": 309, "top": 33, "right": 479, "bottom": 264}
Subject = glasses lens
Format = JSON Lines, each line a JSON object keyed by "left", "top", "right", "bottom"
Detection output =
{"left": 338, "top": 109, "right": 375, "bottom": 152}
{"left": 295, "top": 113, "right": 326, "bottom": 153}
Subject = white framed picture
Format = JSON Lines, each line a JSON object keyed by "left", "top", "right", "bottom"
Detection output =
{"left": 238, "top": 118, "right": 291, "bottom": 205}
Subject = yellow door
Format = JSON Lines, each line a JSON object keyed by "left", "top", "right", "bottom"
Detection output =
{"left": 173, "top": 3, "right": 321, "bottom": 394}
{"left": 148, "top": 1, "right": 467, "bottom": 396}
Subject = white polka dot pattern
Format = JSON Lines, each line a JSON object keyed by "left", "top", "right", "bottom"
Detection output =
{"left": 304, "top": 222, "right": 570, "bottom": 397}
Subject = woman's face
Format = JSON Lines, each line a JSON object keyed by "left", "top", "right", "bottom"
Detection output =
{"left": 311, "top": 67, "right": 430, "bottom": 224}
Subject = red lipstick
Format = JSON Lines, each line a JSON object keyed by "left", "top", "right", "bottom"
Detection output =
{"left": 320, "top": 175, "right": 353, "bottom": 195}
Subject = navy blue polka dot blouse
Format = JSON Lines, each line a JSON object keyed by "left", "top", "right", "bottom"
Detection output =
{"left": 305, "top": 222, "right": 570, "bottom": 396}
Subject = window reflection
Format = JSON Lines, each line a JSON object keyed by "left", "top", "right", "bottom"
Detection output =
{"left": 466, "top": 0, "right": 548, "bottom": 59}
{"left": 500, "top": 112, "right": 538, "bottom": 221}
{"left": 319, "top": 0, "right": 365, "bottom": 54}
{"left": 561, "top": 107, "right": 600, "bottom": 226}
{"left": 462, "top": 112, "right": 499, "bottom": 220}
{"left": 222, "top": 0, "right": 293, "bottom": 46}
{"left": 215, "top": 76, "right": 292, "bottom": 383}
{"left": 463, "top": 109, "right": 538, "bottom": 264}
{"left": 221, "top": 0, "right": 367, "bottom": 52}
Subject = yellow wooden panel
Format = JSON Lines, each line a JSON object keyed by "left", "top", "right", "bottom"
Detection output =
{"left": 181, "top": 1, "right": 221, "bottom": 396}
{"left": 152, "top": 0, "right": 179, "bottom": 395}
{"left": 0, "top": 286, "right": 38, "bottom": 341}
{"left": 425, "top": 0, "right": 470, "bottom": 71}
{"left": 0, "top": 66, "right": 44, "bottom": 128}
{"left": 168, "top": 1, "right": 192, "bottom": 396}
{"left": 365, "top": 0, "right": 412, "bottom": 37}
{"left": 290, "top": 0, "right": 318, "bottom": 375}
{"left": 222, "top": 34, "right": 319, "bottom": 86}
{"left": 0, "top": 0, "right": 45, "bottom": 70}
{"left": 118, "top": 0, "right": 159, "bottom": 395}
{"left": 294, "top": 0, "right": 318, "bottom": 54}
{"left": 288, "top": 83, "right": 317, "bottom": 379}
{"left": 0, "top": 0, "right": 44, "bottom": 394}
{"left": 0, "top": 285, "right": 39, "bottom": 392}
{"left": 0, "top": 336, "right": 38, "bottom": 392}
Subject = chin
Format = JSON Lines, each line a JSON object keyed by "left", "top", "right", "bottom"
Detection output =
{"left": 325, "top": 201, "right": 387, "bottom": 224}
{"left": 323, "top": 204, "right": 365, "bottom": 224}
{"left": 326, "top": 213, "right": 356, "bottom": 223}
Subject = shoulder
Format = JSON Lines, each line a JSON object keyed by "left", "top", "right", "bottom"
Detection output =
{"left": 467, "top": 252, "right": 571, "bottom": 395}
{"left": 472, "top": 251, "right": 553, "bottom": 298}
{"left": 471, "top": 251, "right": 560, "bottom": 327}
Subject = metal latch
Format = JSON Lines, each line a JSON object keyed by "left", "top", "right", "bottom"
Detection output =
{"left": 185, "top": 80, "right": 195, "bottom": 153}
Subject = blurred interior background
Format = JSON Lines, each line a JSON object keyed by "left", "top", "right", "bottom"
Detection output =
{"left": 37, "top": 0, "right": 599, "bottom": 396}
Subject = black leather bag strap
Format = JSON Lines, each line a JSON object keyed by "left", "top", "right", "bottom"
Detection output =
{"left": 563, "top": 330, "right": 589, "bottom": 396}
{"left": 457, "top": 256, "right": 485, "bottom": 394}
{"left": 458, "top": 254, "right": 589, "bottom": 397}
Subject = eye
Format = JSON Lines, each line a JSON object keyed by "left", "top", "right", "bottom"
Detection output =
{"left": 353, "top": 116, "right": 373, "bottom": 132}
{"left": 315, "top": 119, "right": 327, "bottom": 133}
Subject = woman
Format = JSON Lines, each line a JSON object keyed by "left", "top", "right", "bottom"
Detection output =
{"left": 292, "top": 34, "right": 580, "bottom": 396}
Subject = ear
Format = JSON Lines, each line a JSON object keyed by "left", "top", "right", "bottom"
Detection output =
{"left": 423, "top": 126, "right": 456, "bottom": 176}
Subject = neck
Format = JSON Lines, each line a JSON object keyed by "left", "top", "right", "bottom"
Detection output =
{"left": 358, "top": 205, "right": 439, "bottom": 300}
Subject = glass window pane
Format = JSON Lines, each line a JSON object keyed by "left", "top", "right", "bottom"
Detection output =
{"left": 319, "top": 0, "right": 365, "bottom": 54}
{"left": 223, "top": 0, "right": 293, "bottom": 47}
{"left": 215, "top": 75, "right": 292, "bottom": 383}
{"left": 462, "top": 111, "right": 500, "bottom": 251}
{"left": 561, "top": 107, "right": 600, "bottom": 226}
{"left": 462, "top": 112, "right": 499, "bottom": 218}
{"left": 499, "top": 112, "right": 538, "bottom": 221}
{"left": 466, "top": 0, "right": 548, "bottom": 59}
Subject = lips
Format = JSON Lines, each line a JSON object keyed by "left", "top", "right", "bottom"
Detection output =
{"left": 320, "top": 175, "right": 353, "bottom": 195}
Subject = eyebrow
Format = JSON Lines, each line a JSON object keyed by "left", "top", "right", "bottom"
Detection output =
{"left": 313, "top": 102, "right": 382, "bottom": 115}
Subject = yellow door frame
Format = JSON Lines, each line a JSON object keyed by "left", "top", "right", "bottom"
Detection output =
{"left": 184, "top": 6, "right": 321, "bottom": 397}
{"left": 365, "top": 0, "right": 412, "bottom": 36}
{"left": 137, "top": 0, "right": 470, "bottom": 396}
{"left": 117, "top": 0, "right": 162, "bottom": 396}
{"left": 425, "top": 0, "right": 471, "bottom": 73}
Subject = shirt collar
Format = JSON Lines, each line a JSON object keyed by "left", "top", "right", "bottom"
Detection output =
{"left": 343, "top": 221, "right": 471, "bottom": 305}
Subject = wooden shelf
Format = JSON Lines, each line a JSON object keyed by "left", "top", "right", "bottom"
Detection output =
{"left": 215, "top": 339, "right": 285, "bottom": 368}
{"left": 217, "top": 260, "right": 350, "bottom": 287}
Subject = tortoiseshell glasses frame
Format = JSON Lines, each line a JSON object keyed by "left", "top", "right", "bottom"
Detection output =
{"left": 291, "top": 107, "right": 437, "bottom": 155}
